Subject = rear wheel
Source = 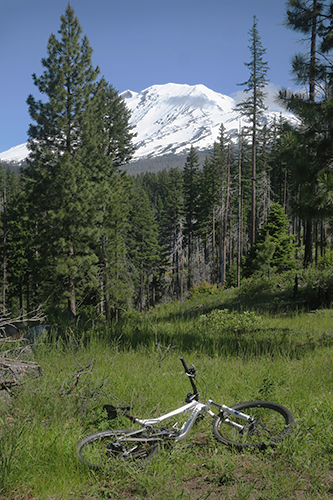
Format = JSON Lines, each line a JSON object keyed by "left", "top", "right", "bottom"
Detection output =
{"left": 77, "top": 429, "right": 159, "bottom": 470}
{"left": 213, "top": 400, "right": 294, "bottom": 450}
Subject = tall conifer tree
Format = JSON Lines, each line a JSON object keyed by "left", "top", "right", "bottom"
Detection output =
{"left": 279, "top": 0, "right": 330, "bottom": 266}
{"left": 24, "top": 4, "right": 101, "bottom": 314}
{"left": 183, "top": 146, "right": 200, "bottom": 290}
{"left": 236, "top": 16, "right": 269, "bottom": 246}
{"left": 128, "top": 182, "right": 160, "bottom": 311}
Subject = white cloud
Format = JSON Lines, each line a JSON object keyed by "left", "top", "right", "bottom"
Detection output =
{"left": 231, "top": 83, "right": 291, "bottom": 114}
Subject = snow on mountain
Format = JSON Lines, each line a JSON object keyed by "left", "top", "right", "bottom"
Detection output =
{"left": 0, "top": 142, "right": 29, "bottom": 163}
{"left": 122, "top": 83, "right": 239, "bottom": 159}
{"left": 0, "top": 83, "right": 295, "bottom": 164}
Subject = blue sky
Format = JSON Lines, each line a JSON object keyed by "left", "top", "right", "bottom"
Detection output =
{"left": 1, "top": 0, "right": 302, "bottom": 153}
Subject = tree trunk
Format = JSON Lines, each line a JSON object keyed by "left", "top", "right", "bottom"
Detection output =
{"left": 2, "top": 170, "right": 7, "bottom": 313}
{"left": 0, "top": 358, "right": 42, "bottom": 391}
{"left": 180, "top": 219, "right": 184, "bottom": 301}
{"left": 222, "top": 145, "right": 231, "bottom": 283}
{"left": 212, "top": 208, "right": 216, "bottom": 284}
{"left": 304, "top": 220, "right": 313, "bottom": 267}
{"left": 237, "top": 127, "right": 242, "bottom": 288}
{"left": 309, "top": 0, "right": 318, "bottom": 103}
{"left": 68, "top": 246, "right": 76, "bottom": 316}
{"left": 187, "top": 230, "right": 192, "bottom": 291}
{"left": 252, "top": 110, "right": 257, "bottom": 246}
{"left": 304, "top": 0, "right": 318, "bottom": 266}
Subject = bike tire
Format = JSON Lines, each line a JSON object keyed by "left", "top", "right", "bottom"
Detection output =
{"left": 212, "top": 400, "right": 295, "bottom": 450}
{"left": 77, "top": 429, "right": 159, "bottom": 470}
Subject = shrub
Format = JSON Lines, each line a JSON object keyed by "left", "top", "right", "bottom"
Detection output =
{"left": 189, "top": 282, "right": 218, "bottom": 298}
{"left": 239, "top": 275, "right": 277, "bottom": 298}
{"left": 198, "top": 308, "right": 263, "bottom": 336}
{"left": 318, "top": 251, "right": 333, "bottom": 270}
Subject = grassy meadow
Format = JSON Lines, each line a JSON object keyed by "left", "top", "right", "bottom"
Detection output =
{"left": 1, "top": 288, "right": 333, "bottom": 499}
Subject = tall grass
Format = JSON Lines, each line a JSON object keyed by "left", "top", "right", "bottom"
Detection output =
{"left": 1, "top": 299, "right": 333, "bottom": 498}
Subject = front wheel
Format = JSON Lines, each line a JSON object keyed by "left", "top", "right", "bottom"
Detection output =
{"left": 213, "top": 400, "right": 294, "bottom": 450}
{"left": 77, "top": 429, "right": 159, "bottom": 470}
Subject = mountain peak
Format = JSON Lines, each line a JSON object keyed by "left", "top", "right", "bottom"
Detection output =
{"left": 121, "top": 83, "right": 239, "bottom": 159}
{"left": 1, "top": 83, "right": 296, "bottom": 165}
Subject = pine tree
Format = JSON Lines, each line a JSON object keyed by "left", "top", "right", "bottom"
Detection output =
{"left": 7, "top": 187, "right": 33, "bottom": 314}
{"left": 0, "top": 167, "right": 22, "bottom": 312}
{"left": 156, "top": 168, "right": 184, "bottom": 298}
{"left": 99, "top": 173, "right": 132, "bottom": 321}
{"left": 285, "top": 1, "right": 327, "bottom": 102}
{"left": 244, "top": 203, "right": 296, "bottom": 277}
{"left": 279, "top": 0, "right": 330, "bottom": 266}
{"left": 24, "top": 3, "right": 102, "bottom": 314}
{"left": 236, "top": 15, "right": 270, "bottom": 246}
{"left": 128, "top": 182, "right": 161, "bottom": 311}
{"left": 196, "top": 125, "right": 230, "bottom": 284}
{"left": 88, "top": 80, "right": 136, "bottom": 320}
{"left": 92, "top": 79, "right": 136, "bottom": 170}
{"left": 23, "top": 4, "right": 135, "bottom": 316}
{"left": 258, "top": 203, "right": 296, "bottom": 273}
{"left": 183, "top": 146, "right": 200, "bottom": 290}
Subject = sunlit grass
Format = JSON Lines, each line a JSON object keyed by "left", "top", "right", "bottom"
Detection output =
{"left": 1, "top": 298, "right": 333, "bottom": 498}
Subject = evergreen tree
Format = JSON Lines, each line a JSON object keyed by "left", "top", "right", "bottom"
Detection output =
{"left": 0, "top": 167, "right": 22, "bottom": 312}
{"left": 252, "top": 232, "right": 277, "bottom": 279}
{"left": 258, "top": 203, "right": 296, "bottom": 273}
{"left": 97, "top": 172, "right": 132, "bottom": 321}
{"left": 285, "top": 1, "right": 327, "bottom": 102}
{"left": 92, "top": 80, "right": 136, "bottom": 170}
{"left": 236, "top": 15, "right": 270, "bottom": 246}
{"left": 24, "top": 3, "right": 101, "bottom": 314}
{"left": 156, "top": 168, "right": 184, "bottom": 298}
{"left": 7, "top": 187, "right": 33, "bottom": 314}
{"left": 23, "top": 4, "right": 135, "bottom": 316}
{"left": 183, "top": 146, "right": 200, "bottom": 290}
{"left": 196, "top": 125, "right": 230, "bottom": 283}
{"left": 279, "top": 0, "right": 331, "bottom": 266}
{"left": 128, "top": 182, "right": 161, "bottom": 311}
{"left": 244, "top": 203, "right": 296, "bottom": 277}
{"left": 88, "top": 80, "right": 136, "bottom": 320}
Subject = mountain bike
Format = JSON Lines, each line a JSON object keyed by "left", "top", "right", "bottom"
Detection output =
{"left": 77, "top": 357, "right": 295, "bottom": 470}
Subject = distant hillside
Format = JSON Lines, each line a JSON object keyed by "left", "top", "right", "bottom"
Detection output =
{"left": 0, "top": 159, "right": 26, "bottom": 174}
{"left": 122, "top": 150, "right": 210, "bottom": 175}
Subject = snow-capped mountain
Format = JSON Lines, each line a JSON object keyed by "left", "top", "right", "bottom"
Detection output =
{"left": 0, "top": 143, "right": 29, "bottom": 163}
{"left": 122, "top": 83, "right": 240, "bottom": 160}
{"left": 0, "top": 83, "right": 294, "bottom": 164}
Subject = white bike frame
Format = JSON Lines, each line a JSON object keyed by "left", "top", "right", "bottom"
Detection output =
{"left": 132, "top": 399, "right": 254, "bottom": 443}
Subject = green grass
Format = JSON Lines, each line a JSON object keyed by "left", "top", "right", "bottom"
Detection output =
{"left": 2, "top": 296, "right": 333, "bottom": 499}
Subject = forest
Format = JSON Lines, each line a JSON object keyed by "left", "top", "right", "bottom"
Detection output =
{"left": 1, "top": 0, "right": 333, "bottom": 323}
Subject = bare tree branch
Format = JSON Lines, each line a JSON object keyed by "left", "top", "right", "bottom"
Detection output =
{"left": 146, "top": 313, "right": 175, "bottom": 367}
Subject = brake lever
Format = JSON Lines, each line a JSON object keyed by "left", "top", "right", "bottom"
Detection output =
{"left": 187, "top": 364, "right": 197, "bottom": 377}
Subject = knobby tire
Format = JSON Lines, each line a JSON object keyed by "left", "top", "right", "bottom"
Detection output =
{"left": 213, "top": 400, "right": 295, "bottom": 450}
{"left": 77, "top": 429, "right": 159, "bottom": 470}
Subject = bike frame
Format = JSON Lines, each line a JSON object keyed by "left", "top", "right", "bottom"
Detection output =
{"left": 131, "top": 399, "right": 254, "bottom": 443}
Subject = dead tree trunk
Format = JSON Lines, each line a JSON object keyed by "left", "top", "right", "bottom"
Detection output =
{"left": 0, "top": 357, "right": 42, "bottom": 391}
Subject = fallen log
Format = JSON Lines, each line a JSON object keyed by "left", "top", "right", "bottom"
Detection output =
{"left": 0, "top": 357, "right": 42, "bottom": 390}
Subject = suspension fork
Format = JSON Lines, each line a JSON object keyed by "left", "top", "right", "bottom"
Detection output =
{"left": 208, "top": 400, "right": 254, "bottom": 431}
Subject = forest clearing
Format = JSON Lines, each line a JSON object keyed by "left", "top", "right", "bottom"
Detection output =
{"left": 1, "top": 286, "right": 333, "bottom": 499}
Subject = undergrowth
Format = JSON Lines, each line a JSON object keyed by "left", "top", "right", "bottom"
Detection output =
{"left": 1, "top": 294, "right": 333, "bottom": 499}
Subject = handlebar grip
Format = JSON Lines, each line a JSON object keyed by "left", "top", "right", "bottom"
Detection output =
{"left": 180, "top": 357, "right": 190, "bottom": 373}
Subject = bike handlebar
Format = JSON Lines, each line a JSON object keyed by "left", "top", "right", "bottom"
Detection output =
{"left": 180, "top": 357, "right": 190, "bottom": 374}
{"left": 180, "top": 357, "right": 199, "bottom": 399}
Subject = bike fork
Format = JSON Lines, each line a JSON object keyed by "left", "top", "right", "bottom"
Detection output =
{"left": 209, "top": 400, "right": 254, "bottom": 431}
